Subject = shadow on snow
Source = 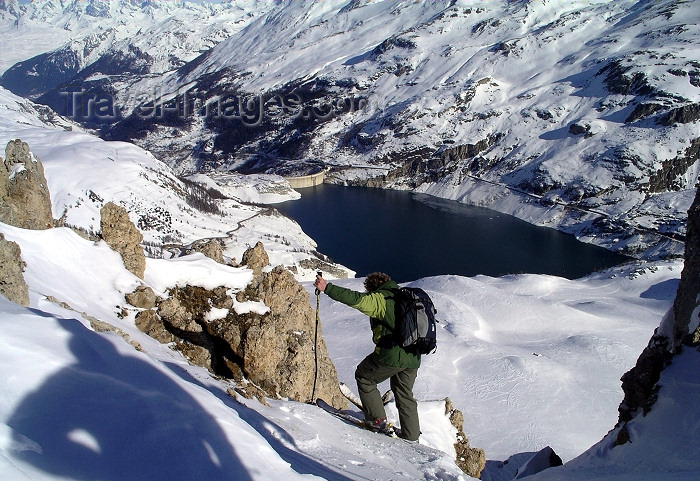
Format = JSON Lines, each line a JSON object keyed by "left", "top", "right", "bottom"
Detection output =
{"left": 7, "top": 317, "right": 353, "bottom": 481}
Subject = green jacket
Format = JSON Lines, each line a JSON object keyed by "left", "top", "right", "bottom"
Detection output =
{"left": 324, "top": 280, "right": 421, "bottom": 369}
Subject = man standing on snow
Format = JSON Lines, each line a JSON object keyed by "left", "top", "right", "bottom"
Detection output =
{"left": 313, "top": 272, "right": 420, "bottom": 442}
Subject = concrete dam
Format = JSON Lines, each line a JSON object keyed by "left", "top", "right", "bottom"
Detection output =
{"left": 285, "top": 168, "right": 328, "bottom": 189}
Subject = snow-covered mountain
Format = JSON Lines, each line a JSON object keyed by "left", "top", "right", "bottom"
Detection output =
{"left": 3, "top": 0, "right": 696, "bottom": 260}
{"left": 1, "top": 43, "right": 699, "bottom": 480}
{"left": 0, "top": 0, "right": 275, "bottom": 77}
{"left": 0, "top": 0, "right": 275, "bottom": 134}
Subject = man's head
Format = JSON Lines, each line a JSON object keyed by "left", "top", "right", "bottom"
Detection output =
{"left": 364, "top": 272, "right": 391, "bottom": 292}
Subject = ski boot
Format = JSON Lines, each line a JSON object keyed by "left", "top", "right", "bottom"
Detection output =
{"left": 363, "top": 418, "right": 397, "bottom": 437}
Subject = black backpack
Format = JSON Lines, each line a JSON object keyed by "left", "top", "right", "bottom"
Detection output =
{"left": 383, "top": 287, "right": 438, "bottom": 355}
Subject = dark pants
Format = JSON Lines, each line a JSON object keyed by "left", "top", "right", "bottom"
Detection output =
{"left": 355, "top": 354, "right": 420, "bottom": 441}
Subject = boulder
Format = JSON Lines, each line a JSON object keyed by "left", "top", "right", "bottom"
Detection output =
{"left": 0, "top": 233, "right": 29, "bottom": 306}
{"left": 125, "top": 285, "right": 156, "bottom": 309}
{"left": 250, "top": 265, "right": 345, "bottom": 406}
{"left": 134, "top": 309, "right": 173, "bottom": 344}
{"left": 100, "top": 201, "right": 146, "bottom": 279}
{"left": 0, "top": 139, "right": 53, "bottom": 229}
{"left": 569, "top": 122, "right": 592, "bottom": 137}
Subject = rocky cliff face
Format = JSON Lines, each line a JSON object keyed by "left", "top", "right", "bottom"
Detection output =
{"left": 670, "top": 188, "right": 700, "bottom": 345}
{"left": 0, "top": 232, "right": 29, "bottom": 306}
{"left": 0, "top": 139, "right": 53, "bottom": 230}
{"left": 0, "top": 139, "right": 50, "bottom": 305}
{"left": 616, "top": 185, "right": 700, "bottom": 435}
{"left": 129, "top": 241, "right": 347, "bottom": 409}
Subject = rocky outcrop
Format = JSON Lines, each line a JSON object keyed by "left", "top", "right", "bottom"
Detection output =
{"left": 0, "top": 233, "right": 29, "bottom": 306}
{"left": 617, "top": 185, "right": 700, "bottom": 429}
{"left": 0, "top": 139, "right": 54, "bottom": 230}
{"left": 598, "top": 60, "right": 655, "bottom": 97}
{"left": 100, "top": 201, "right": 146, "bottom": 279}
{"left": 446, "top": 398, "right": 486, "bottom": 479}
{"left": 248, "top": 264, "right": 345, "bottom": 404}
{"left": 568, "top": 122, "right": 593, "bottom": 137}
{"left": 660, "top": 103, "right": 700, "bottom": 126}
{"left": 128, "top": 242, "right": 347, "bottom": 409}
{"left": 648, "top": 138, "right": 700, "bottom": 193}
{"left": 188, "top": 238, "right": 224, "bottom": 264}
{"left": 438, "top": 135, "right": 502, "bottom": 168}
{"left": 672, "top": 187, "right": 700, "bottom": 344}
{"left": 240, "top": 240, "right": 269, "bottom": 279}
{"left": 625, "top": 102, "right": 664, "bottom": 123}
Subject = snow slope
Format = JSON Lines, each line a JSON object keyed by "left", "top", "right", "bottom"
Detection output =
{"left": 320, "top": 264, "right": 682, "bottom": 464}
{"left": 529, "top": 347, "right": 700, "bottom": 481}
{"left": 0, "top": 217, "right": 688, "bottom": 480}
{"left": 0, "top": 223, "right": 465, "bottom": 481}
{"left": 0, "top": 155, "right": 694, "bottom": 479}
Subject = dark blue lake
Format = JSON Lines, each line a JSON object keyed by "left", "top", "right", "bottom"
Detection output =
{"left": 274, "top": 184, "right": 629, "bottom": 283}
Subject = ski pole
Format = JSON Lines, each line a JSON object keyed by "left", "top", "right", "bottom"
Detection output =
{"left": 311, "top": 272, "right": 322, "bottom": 403}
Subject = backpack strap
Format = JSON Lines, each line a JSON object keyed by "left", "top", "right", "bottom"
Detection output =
{"left": 374, "top": 288, "right": 399, "bottom": 348}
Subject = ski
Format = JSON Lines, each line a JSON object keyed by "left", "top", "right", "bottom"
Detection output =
{"left": 316, "top": 398, "right": 366, "bottom": 428}
{"left": 339, "top": 381, "right": 393, "bottom": 408}
{"left": 316, "top": 398, "right": 398, "bottom": 438}
{"left": 339, "top": 382, "right": 364, "bottom": 409}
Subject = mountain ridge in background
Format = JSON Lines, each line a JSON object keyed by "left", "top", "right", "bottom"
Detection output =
{"left": 2, "top": 0, "right": 698, "bottom": 260}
